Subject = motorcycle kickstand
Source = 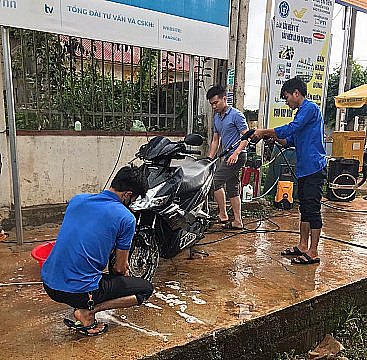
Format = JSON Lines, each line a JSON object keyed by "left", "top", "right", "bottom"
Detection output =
{"left": 189, "top": 246, "right": 209, "bottom": 259}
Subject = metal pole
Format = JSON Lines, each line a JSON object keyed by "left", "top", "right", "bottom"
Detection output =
{"left": 345, "top": 8, "right": 357, "bottom": 92}
{"left": 322, "top": 34, "right": 333, "bottom": 118}
{"left": 1, "top": 27, "right": 23, "bottom": 245}
{"left": 257, "top": 0, "right": 273, "bottom": 131}
{"left": 234, "top": 0, "right": 249, "bottom": 111}
{"left": 335, "top": 6, "right": 352, "bottom": 131}
{"left": 187, "top": 54, "right": 195, "bottom": 135}
{"left": 257, "top": 0, "right": 273, "bottom": 197}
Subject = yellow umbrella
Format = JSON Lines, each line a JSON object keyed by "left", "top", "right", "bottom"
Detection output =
{"left": 334, "top": 84, "right": 367, "bottom": 108}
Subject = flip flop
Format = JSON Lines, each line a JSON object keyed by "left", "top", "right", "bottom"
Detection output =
{"left": 63, "top": 318, "right": 108, "bottom": 336}
{"left": 281, "top": 246, "right": 304, "bottom": 256}
{"left": 210, "top": 216, "right": 229, "bottom": 224}
{"left": 218, "top": 218, "right": 230, "bottom": 224}
{"left": 221, "top": 222, "right": 243, "bottom": 231}
{"left": 291, "top": 253, "right": 320, "bottom": 265}
{"left": 63, "top": 318, "right": 83, "bottom": 330}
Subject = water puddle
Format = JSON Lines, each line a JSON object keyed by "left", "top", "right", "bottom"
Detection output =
{"left": 144, "top": 302, "right": 163, "bottom": 310}
{"left": 98, "top": 310, "right": 171, "bottom": 342}
{"left": 154, "top": 287, "right": 207, "bottom": 324}
{"left": 176, "top": 311, "right": 205, "bottom": 324}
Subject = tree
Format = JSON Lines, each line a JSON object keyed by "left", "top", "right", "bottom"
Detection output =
{"left": 325, "top": 62, "right": 367, "bottom": 129}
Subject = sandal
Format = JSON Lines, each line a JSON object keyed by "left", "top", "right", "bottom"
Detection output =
{"left": 63, "top": 318, "right": 108, "bottom": 336}
{"left": 281, "top": 246, "right": 304, "bottom": 256}
{"left": 221, "top": 222, "right": 243, "bottom": 231}
{"left": 291, "top": 253, "right": 320, "bottom": 265}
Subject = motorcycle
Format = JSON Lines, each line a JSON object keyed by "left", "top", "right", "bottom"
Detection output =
{"left": 118, "top": 130, "right": 255, "bottom": 281}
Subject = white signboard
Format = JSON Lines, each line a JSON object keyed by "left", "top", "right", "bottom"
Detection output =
{"left": 268, "top": 0, "right": 334, "bottom": 128}
{"left": 0, "top": 0, "right": 230, "bottom": 59}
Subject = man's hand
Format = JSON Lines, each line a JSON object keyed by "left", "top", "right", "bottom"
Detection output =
{"left": 251, "top": 129, "right": 268, "bottom": 142}
{"left": 113, "top": 249, "right": 130, "bottom": 276}
{"left": 226, "top": 152, "right": 238, "bottom": 165}
{"left": 122, "top": 263, "right": 130, "bottom": 277}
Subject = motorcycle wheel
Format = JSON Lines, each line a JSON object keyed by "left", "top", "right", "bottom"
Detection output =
{"left": 128, "top": 230, "right": 159, "bottom": 282}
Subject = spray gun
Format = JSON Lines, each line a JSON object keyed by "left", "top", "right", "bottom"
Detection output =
{"left": 205, "top": 129, "right": 256, "bottom": 167}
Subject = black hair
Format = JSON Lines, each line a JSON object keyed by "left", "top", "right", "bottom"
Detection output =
{"left": 280, "top": 77, "right": 307, "bottom": 98}
{"left": 111, "top": 166, "right": 148, "bottom": 197}
{"left": 206, "top": 85, "right": 226, "bottom": 100}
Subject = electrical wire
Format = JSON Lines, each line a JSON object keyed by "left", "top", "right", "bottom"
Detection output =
{"left": 4, "top": 238, "right": 57, "bottom": 244}
{"left": 198, "top": 213, "right": 367, "bottom": 250}
{"left": 102, "top": 133, "right": 126, "bottom": 190}
{"left": 262, "top": 147, "right": 295, "bottom": 167}
{"left": 271, "top": 142, "right": 367, "bottom": 212}
{"left": 273, "top": 142, "right": 297, "bottom": 180}
{"left": 252, "top": 176, "right": 279, "bottom": 200}
{"left": 321, "top": 201, "right": 367, "bottom": 214}
{"left": 0, "top": 281, "right": 42, "bottom": 287}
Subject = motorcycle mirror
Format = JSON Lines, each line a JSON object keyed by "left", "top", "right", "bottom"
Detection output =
{"left": 184, "top": 133, "right": 203, "bottom": 146}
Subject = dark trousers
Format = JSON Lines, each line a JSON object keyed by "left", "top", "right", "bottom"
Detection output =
{"left": 298, "top": 168, "right": 326, "bottom": 229}
{"left": 44, "top": 274, "right": 153, "bottom": 309}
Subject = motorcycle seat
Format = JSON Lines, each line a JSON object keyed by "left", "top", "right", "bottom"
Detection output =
{"left": 178, "top": 159, "right": 211, "bottom": 194}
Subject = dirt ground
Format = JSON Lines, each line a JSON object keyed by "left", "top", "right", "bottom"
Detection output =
{"left": 0, "top": 197, "right": 367, "bottom": 359}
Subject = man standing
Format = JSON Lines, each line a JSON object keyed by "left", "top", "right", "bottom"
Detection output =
{"left": 42, "top": 166, "right": 153, "bottom": 336}
{"left": 252, "top": 77, "right": 326, "bottom": 265}
{"left": 207, "top": 85, "right": 249, "bottom": 230}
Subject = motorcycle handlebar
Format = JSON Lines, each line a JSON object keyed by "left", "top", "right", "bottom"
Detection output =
{"left": 240, "top": 128, "right": 255, "bottom": 141}
{"left": 183, "top": 149, "right": 201, "bottom": 155}
{"left": 217, "top": 129, "right": 256, "bottom": 158}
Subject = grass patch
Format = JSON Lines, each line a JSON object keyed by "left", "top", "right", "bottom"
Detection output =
{"left": 274, "top": 306, "right": 367, "bottom": 359}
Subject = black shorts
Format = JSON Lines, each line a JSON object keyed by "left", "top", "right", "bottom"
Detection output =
{"left": 213, "top": 152, "right": 247, "bottom": 198}
{"left": 43, "top": 273, "right": 153, "bottom": 309}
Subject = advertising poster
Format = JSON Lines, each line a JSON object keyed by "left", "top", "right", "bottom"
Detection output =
{"left": 0, "top": 0, "right": 230, "bottom": 58}
{"left": 268, "top": 0, "right": 334, "bottom": 128}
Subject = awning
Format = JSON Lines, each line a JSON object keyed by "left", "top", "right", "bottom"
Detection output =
{"left": 334, "top": 84, "right": 367, "bottom": 108}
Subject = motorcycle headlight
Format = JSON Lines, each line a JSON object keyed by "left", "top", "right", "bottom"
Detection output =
{"left": 130, "top": 183, "right": 170, "bottom": 211}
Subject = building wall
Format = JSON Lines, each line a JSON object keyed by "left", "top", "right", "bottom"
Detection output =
{"left": 0, "top": 132, "right": 183, "bottom": 219}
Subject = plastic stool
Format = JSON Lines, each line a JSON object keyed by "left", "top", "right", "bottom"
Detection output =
{"left": 241, "top": 167, "right": 260, "bottom": 196}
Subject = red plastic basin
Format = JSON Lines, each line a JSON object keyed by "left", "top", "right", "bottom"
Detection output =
{"left": 31, "top": 241, "right": 56, "bottom": 268}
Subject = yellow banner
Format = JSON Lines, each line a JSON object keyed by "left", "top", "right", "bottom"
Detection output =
{"left": 268, "top": 0, "right": 334, "bottom": 128}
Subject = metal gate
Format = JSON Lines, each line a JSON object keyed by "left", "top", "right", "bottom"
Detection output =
{"left": 8, "top": 28, "right": 213, "bottom": 133}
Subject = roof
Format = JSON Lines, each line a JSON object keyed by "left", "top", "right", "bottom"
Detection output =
{"left": 62, "top": 37, "right": 193, "bottom": 72}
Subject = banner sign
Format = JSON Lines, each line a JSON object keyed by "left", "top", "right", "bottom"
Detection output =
{"left": 335, "top": 0, "right": 367, "bottom": 13}
{"left": 0, "top": 0, "right": 230, "bottom": 59}
{"left": 267, "top": 0, "right": 334, "bottom": 128}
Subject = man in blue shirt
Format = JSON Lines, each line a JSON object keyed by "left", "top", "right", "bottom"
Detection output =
{"left": 207, "top": 85, "right": 249, "bottom": 230}
{"left": 252, "top": 77, "right": 326, "bottom": 265}
{"left": 42, "top": 166, "right": 153, "bottom": 336}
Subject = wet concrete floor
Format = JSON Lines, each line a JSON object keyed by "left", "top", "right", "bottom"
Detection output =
{"left": 0, "top": 197, "right": 367, "bottom": 359}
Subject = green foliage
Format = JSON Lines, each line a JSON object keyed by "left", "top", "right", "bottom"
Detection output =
{"left": 274, "top": 306, "right": 367, "bottom": 360}
{"left": 334, "top": 307, "right": 367, "bottom": 359}
{"left": 325, "top": 62, "right": 367, "bottom": 128}
{"left": 10, "top": 30, "right": 191, "bottom": 132}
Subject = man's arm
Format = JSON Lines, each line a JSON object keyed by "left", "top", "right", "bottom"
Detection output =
{"left": 113, "top": 249, "right": 130, "bottom": 276}
{"left": 252, "top": 128, "right": 288, "bottom": 146}
{"left": 208, "top": 132, "right": 220, "bottom": 159}
{"left": 226, "top": 128, "right": 249, "bottom": 165}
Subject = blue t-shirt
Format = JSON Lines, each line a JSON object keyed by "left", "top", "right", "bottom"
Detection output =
{"left": 275, "top": 98, "right": 326, "bottom": 178}
{"left": 41, "top": 190, "right": 136, "bottom": 293}
{"left": 213, "top": 107, "right": 248, "bottom": 154}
